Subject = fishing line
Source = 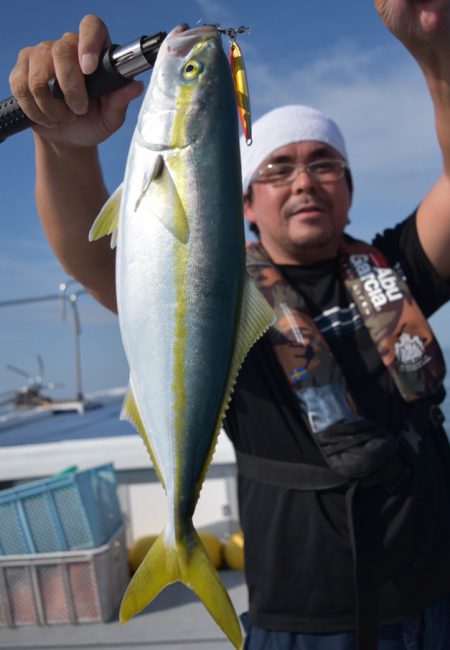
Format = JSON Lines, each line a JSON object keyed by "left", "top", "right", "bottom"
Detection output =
{"left": 195, "top": 0, "right": 330, "bottom": 36}
{"left": 243, "top": 0, "right": 331, "bottom": 33}
{"left": 192, "top": 0, "right": 330, "bottom": 145}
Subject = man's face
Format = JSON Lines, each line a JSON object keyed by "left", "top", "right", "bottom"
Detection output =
{"left": 244, "top": 140, "right": 352, "bottom": 264}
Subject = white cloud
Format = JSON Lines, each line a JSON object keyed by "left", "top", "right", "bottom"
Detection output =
{"left": 246, "top": 40, "right": 439, "bottom": 174}
{"left": 192, "top": 0, "right": 234, "bottom": 26}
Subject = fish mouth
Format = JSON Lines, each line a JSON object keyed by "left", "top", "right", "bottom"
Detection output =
{"left": 165, "top": 23, "right": 219, "bottom": 57}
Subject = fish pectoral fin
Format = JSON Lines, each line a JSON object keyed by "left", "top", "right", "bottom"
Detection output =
{"left": 134, "top": 154, "right": 165, "bottom": 211}
{"left": 88, "top": 183, "right": 122, "bottom": 248}
{"left": 120, "top": 384, "right": 165, "bottom": 489}
{"left": 119, "top": 528, "right": 243, "bottom": 650}
{"left": 136, "top": 153, "right": 189, "bottom": 245}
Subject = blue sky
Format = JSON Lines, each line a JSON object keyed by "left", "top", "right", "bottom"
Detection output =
{"left": 0, "top": 0, "right": 449, "bottom": 399}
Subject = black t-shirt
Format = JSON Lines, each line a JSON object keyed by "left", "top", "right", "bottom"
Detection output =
{"left": 224, "top": 214, "right": 450, "bottom": 633}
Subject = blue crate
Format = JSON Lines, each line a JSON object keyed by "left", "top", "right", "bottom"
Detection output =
{"left": 0, "top": 464, "right": 123, "bottom": 554}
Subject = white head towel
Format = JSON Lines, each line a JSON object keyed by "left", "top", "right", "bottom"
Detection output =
{"left": 240, "top": 105, "right": 349, "bottom": 192}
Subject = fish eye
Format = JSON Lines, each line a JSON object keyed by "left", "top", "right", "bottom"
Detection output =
{"left": 182, "top": 59, "right": 202, "bottom": 79}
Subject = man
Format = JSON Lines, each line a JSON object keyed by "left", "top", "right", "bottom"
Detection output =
{"left": 229, "top": 103, "right": 450, "bottom": 650}
{"left": 8, "top": 2, "right": 450, "bottom": 648}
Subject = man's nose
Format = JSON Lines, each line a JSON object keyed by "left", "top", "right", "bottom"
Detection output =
{"left": 291, "top": 166, "right": 315, "bottom": 193}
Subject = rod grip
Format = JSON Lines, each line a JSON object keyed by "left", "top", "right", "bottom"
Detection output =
{"left": 0, "top": 95, "right": 33, "bottom": 142}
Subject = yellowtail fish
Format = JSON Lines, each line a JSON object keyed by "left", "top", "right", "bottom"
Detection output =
{"left": 89, "top": 24, "right": 273, "bottom": 649}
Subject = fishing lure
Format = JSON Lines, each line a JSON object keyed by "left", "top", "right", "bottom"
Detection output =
{"left": 217, "top": 26, "right": 252, "bottom": 145}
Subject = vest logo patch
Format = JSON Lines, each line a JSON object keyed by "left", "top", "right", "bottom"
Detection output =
{"left": 349, "top": 254, "right": 403, "bottom": 313}
{"left": 394, "top": 331, "right": 430, "bottom": 372}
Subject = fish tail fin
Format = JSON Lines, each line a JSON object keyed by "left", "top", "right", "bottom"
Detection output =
{"left": 119, "top": 527, "right": 243, "bottom": 650}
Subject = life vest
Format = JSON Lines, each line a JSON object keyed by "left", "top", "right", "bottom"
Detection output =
{"left": 245, "top": 239, "right": 446, "bottom": 479}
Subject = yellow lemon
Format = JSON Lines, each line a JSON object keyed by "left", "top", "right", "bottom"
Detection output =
{"left": 199, "top": 531, "right": 223, "bottom": 569}
{"left": 127, "top": 535, "right": 157, "bottom": 574}
{"left": 224, "top": 530, "right": 244, "bottom": 570}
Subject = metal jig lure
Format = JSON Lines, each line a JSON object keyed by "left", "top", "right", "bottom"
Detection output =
{"left": 215, "top": 25, "right": 252, "bottom": 145}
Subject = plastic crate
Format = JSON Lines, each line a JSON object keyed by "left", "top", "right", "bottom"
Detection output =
{"left": 0, "top": 464, "right": 123, "bottom": 554}
{"left": 0, "top": 524, "right": 129, "bottom": 627}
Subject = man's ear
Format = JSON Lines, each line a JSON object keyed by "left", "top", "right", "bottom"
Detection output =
{"left": 243, "top": 191, "right": 257, "bottom": 226}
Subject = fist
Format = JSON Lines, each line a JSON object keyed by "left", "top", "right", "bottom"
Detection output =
{"left": 8, "top": 14, "right": 143, "bottom": 147}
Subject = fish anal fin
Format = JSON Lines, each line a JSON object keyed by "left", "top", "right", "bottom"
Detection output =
{"left": 119, "top": 527, "right": 242, "bottom": 649}
{"left": 89, "top": 184, "right": 122, "bottom": 248}
{"left": 120, "top": 385, "right": 165, "bottom": 489}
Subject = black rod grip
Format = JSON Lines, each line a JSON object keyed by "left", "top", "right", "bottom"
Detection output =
{"left": 0, "top": 95, "right": 33, "bottom": 142}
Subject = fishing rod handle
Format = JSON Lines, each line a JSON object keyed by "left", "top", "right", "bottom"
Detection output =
{"left": 0, "top": 31, "right": 166, "bottom": 143}
{"left": 48, "top": 42, "right": 135, "bottom": 100}
{"left": 0, "top": 46, "right": 129, "bottom": 143}
{"left": 0, "top": 95, "right": 31, "bottom": 142}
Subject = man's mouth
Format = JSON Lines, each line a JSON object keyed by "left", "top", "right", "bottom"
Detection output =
{"left": 287, "top": 203, "right": 325, "bottom": 218}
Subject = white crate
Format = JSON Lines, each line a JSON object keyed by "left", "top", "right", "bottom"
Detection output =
{"left": 0, "top": 525, "right": 129, "bottom": 627}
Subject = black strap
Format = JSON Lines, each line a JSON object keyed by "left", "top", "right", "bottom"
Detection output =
{"left": 236, "top": 448, "right": 411, "bottom": 492}
{"left": 237, "top": 449, "right": 414, "bottom": 650}
{"left": 345, "top": 482, "right": 379, "bottom": 650}
{"left": 236, "top": 450, "right": 348, "bottom": 491}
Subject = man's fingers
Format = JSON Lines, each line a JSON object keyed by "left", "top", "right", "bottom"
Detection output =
{"left": 78, "top": 14, "right": 111, "bottom": 75}
{"left": 9, "top": 46, "right": 53, "bottom": 126}
{"left": 52, "top": 32, "right": 88, "bottom": 115}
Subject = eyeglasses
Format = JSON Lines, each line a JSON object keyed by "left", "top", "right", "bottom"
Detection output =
{"left": 251, "top": 159, "right": 348, "bottom": 186}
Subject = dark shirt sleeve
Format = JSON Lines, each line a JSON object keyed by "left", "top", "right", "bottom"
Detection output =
{"left": 372, "top": 211, "right": 450, "bottom": 317}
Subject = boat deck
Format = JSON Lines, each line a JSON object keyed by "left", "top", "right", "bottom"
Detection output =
{"left": 0, "top": 392, "right": 246, "bottom": 648}
{"left": 0, "top": 570, "right": 248, "bottom": 649}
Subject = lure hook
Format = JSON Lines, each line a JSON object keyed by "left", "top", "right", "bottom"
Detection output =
{"left": 214, "top": 25, "right": 250, "bottom": 40}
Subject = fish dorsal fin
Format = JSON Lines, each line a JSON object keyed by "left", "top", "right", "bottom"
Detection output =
{"left": 120, "top": 383, "right": 165, "bottom": 490}
{"left": 193, "top": 274, "right": 275, "bottom": 506}
{"left": 135, "top": 152, "right": 190, "bottom": 245}
{"left": 88, "top": 183, "right": 122, "bottom": 248}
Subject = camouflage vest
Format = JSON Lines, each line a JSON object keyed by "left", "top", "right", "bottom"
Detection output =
{"left": 246, "top": 240, "right": 446, "bottom": 478}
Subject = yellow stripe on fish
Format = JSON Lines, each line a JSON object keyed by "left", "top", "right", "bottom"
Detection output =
{"left": 170, "top": 78, "right": 193, "bottom": 515}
